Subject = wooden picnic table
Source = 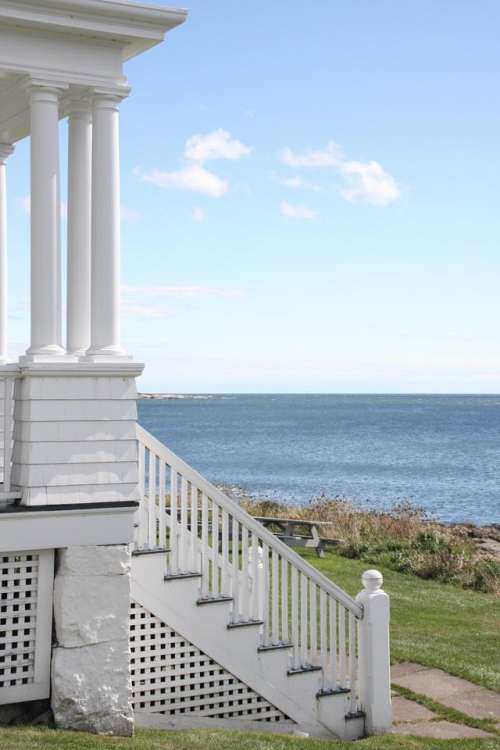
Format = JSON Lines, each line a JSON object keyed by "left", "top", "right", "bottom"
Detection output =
{"left": 253, "top": 516, "right": 343, "bottom": 557}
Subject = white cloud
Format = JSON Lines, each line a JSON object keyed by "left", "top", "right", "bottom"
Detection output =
{"left": 137, "top": 164, "right": 227, "bottom": 198}
{"left": 191, "top": 206, "right": 205, "bottom": 222}
{"left": 280, "top": 201, "right": 318, "bottom": 220}
{"left": 272, "top": 173, "right": 321, "bottom": 192}
{"left": 280, "top": 141, "right": 401, "bottom": 207}
{"left": 281, "top": 142, "right": 342, "bottom": 169}
{"left": 184, "top": 129, "right": 250, "bottom": 163}
{"left": 339, "top": 160, "right": 401, "bottom": 206}
{"left": 136, "top": 129, "right": 250, "bottom": 199}
{"left": 122, "top": 285, "right": 243, "bottom": 299}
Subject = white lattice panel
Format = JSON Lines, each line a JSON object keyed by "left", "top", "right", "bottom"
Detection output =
{"left": 0, "top": 549, "right": 53, "bottom": 705}
{"left": 130, "top": 600, "right": 289, "bottom": 722}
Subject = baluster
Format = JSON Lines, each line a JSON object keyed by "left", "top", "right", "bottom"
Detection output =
{"left": 291, "top": 566, "right": 299, "bottom": 668}
{"left": 191, "top": 484, "right": 198, "bottom": 571}
{"left": 281, "top": 557, "right": 288, "bottom": 643}
{"left": 180, "top": 476, "right": 188, "bottom": 570}
{"left": 348, "top": 612, "right": 357, "bottom": 712}
{"left": 221, "top": 509, "right": 229, "bottom": 594}
{"left": 201, "top": 492, "right": 209, "bottom": 596}
{"left": 137, "top": 441, "right": 146, "bottom": 549}
{"left": 310, "top": 581, "right": 317, "bottom": 662}
{"left": 330, "top": 597, "right": 338, "bottom": 689}
{"left": 339, "top": 605, "right": 347, "bottom": 688}
{"left": 169, "top": 469, "right": 178, "bottom": 573}
{"left": 250, "top": 532, "right": 259, "bottom": 620}
{"left": 158, "top": 461, "right": 166, "bottom": 549}
{"left": 271, "top": 549, "right": 279, "bottom": 643}
{"left": 3, "top": 378, "right": 11, "bottom": 492}
{"left": 231, "top": 517, "right": 239, "bottom": 621}
{"left": 319, "top": 588, "right": 327, "bottom": 689}
{"left": 148, "top": 450, "right": 156, "bottom": 548}
{"left": 211, "top": 500, "right": 219, "bottom": 595}
{"left": 241, "top": 526, "right": 249, "bottom": 620}
{"left": 261, "top": 542, "right": 269, "bottom": 643}
{"left": 300, "top": 573, "right": 308, "bottom": 665}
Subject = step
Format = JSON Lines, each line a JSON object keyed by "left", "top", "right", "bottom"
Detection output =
{"left": 258, "top": 642, "right": 293, "bottom": 652}
{"left": 132, "top": 547, "right": 170, "bottom": 557}
{"left": 227, "top": 619, "right": 264, "bottom": 629}
{"left": 164, "top": 571, "right": 202, "bottom": 581}
{"left": 197, "top": 595, "right": 233, "bottom": 606}
{"left": 287, "top": 665, "right": 322, "bottom": 676}
{"left": 316, "top": 687, "right": 350, "bottom": 698}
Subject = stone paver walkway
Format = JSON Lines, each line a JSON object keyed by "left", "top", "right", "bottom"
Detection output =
{"left": 391, "top": 662, "right": 499, "bottom": 740}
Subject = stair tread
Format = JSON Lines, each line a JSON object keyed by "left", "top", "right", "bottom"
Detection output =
{"left": 164, "top": 571, "right": 202, "bottom": 581}
{"left": 197, "top": 595, "right": 233, "bottom": 605}
{"left": 133, "top": 547, "right": 170, "bottom": 557}
{"left": 287, "top": 665, "right": 322, "bottom": 676}
{"left": 227, "top": 619, "right": 264, "bottom": 629}
{"left": 258, "top": 641, "right": 293, "bottom": 652}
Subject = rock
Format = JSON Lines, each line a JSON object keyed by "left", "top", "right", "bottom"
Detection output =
{"left": 57, "top": 545, "right": 131, "bottom": 577}
{"left": 51, "top": 639, "right": 133, "bottom": 736}
{"left": 54, "top": 572, "right": 130, "bottom": 647}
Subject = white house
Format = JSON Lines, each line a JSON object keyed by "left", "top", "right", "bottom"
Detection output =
{"left": 0, "top": 0, "right": 391, "bottom": 739}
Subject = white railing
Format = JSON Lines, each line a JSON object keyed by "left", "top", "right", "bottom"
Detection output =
{"left": 135, "top": 424, "right": 363, "bottom": 709}
{"left": 0, "top": 372, "right": 16, "bottom": 493}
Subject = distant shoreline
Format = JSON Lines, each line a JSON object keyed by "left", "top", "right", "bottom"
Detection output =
{"left": 138, "top": 393, "right": 215, "bottom": 400}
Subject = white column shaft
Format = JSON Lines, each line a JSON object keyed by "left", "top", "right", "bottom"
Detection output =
{"left": 0, "top": 145, "right": 13, "bottom": 364}
{"left": 27, "top": 87, "right": 64, "bottom": 356}
{"left": 67, "top": 103, "right": 92, "bottom": 355}
{"left": 88, "top": 94, "right": 124, "bottom": 358}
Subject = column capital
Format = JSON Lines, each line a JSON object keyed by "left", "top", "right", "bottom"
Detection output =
{"left": 92, "top": 87, "right": 130, "bottom": 111}
{"left": 27, "top": 78, "right": 69, "bottom": 100}
{"left": 0, "top": 144, "right": 14, "bottom": 164}
{"left": 66, "top": 97, "right": 92, "bottom": 122}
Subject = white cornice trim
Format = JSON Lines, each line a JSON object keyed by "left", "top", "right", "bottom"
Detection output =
{"left": 0, "top": 0, "right": 187, "bottom": 59}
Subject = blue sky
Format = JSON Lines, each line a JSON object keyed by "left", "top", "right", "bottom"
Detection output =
{"left": 6, "top": 0, "right": 500, "bottom": 392}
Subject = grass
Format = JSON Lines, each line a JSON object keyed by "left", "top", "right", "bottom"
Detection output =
{"left": 241, "top": 497, "right": 500, "bottom": 594}
{"left": 0, "top": 726, "right": 499, "bottom": 750}
{"left": 301, "top": 549, "right": 500, "bottom": 692}
{"left": 2, "top": 546, "right": 499, "bottom": 749}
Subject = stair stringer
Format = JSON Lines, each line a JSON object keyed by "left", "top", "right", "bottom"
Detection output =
{"left": 131, "top": 555, "right": 348, "bottom": 738}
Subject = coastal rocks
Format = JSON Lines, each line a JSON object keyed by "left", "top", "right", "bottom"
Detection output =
{"left": 51, "top": 545, "right": 133, "bottom": 736}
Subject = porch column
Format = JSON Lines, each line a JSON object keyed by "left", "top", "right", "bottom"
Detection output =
{"left": 0, "top": 144, "right": 14, "bottom": 364}
{"left": 26, "top": 84, "right": 64, "bottom": 358}
{"left": 87, "top": 92, "right": 127, "bottom": 360}
{"left": 67, "top": 100, "right": 92, "bottom": 356}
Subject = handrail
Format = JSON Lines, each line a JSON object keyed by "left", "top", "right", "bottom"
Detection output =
{"left": 136, "top": 424, "right": 362, "bottom": 618}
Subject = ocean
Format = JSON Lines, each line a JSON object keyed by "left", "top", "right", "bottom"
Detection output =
{"left": 138, "top": 394, "right": 500, "bottom": 526}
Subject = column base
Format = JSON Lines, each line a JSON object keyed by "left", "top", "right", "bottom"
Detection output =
{"left": 20, "top": 352, "right": 78, "bottom": 365}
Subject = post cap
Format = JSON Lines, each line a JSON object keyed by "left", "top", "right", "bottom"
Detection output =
{"left": 362, "top": 569, "right": 383, "bottom": 591}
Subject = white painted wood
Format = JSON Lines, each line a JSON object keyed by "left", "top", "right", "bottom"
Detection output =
{"left": 0, "top": 505, "right": 136, "bottom": 552}
{"left": 25, "top": 85, "right": 65, "bottom": 360}
{"left": 271, "top": 549, "right": 279, "bottom": 643}
{"left": 281, "top": 557, "right": 288, "bottom": 643}
{"left": 135, "top": 425, "right": 362, "bottom": 618}
{"left": 169, "top": 470, "right": 178, "bottom": 574}
{"left": 355, "top": 570, "right": 392, "bottom": 734}
{"left": 66, "top": 98, "right": 92, "bottom": 356}
{"left": 0, "top": 549, "right": 53, "bottom": 705}
{"left": 87, "top": 93, "right": 125, "bottom": 360}
{"left": 0, "top": 145, "right": 13, "bottom": 365}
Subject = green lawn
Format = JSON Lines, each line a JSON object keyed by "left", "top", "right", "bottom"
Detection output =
{"left": 0, "top": 727, "right": 499, "bottom": 750}
{"left": 303, "top": 549, "right": 500, "bottom": 692}
{"left": 1, "top": 550, "right": 498, "bottom": 750}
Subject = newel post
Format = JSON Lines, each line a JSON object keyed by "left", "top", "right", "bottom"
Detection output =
{"left": 355, "top": 569, "right": 392, "bottom": 734}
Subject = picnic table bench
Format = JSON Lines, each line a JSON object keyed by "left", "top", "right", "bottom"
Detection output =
{"left": 253, "top": 516, "right": 343, "bottom": 557}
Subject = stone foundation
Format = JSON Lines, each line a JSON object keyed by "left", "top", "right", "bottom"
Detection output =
{"left": 51, "top": 544, "right": 133, "bottom": 736}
